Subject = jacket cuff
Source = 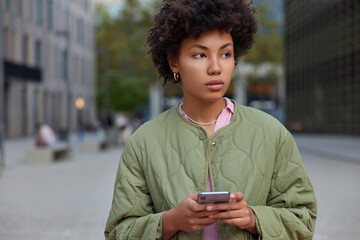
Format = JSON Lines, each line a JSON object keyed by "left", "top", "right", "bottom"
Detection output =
{"left": 155, "top": 212, "right": 165, "bottom": 240}
{"left": 249, "top": 206, "right": 263, "bottom": 240}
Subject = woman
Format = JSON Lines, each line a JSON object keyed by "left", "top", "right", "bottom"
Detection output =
{"left": 105, "top": 0, "right": 317, "bottom": 239}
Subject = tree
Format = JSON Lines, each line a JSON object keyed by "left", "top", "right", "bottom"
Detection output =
{"left": 95, "top": 0, "right": 158, "bottom": 113}
{"left": 244, "top": 4, "right": 283, "bottom": 64}
{"left": 241, "top": 4, "right": 284, "bottom": 115}
{"left": 100, "top": 71, "right": 148, "bottom": 112}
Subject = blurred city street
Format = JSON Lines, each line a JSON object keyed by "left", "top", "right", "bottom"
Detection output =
{"left": 295, "top": 134, "right": 360, "bottom": 240}
{"left": 0, "top": 134, "right": 121, "bottom": 240}
{"left": 0, "top": 133, "right": 359, "bottom": 240}
{"left": 1, "top": 0, "right": 359, "bottom": 239}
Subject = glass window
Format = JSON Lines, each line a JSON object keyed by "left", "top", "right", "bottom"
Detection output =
{"left": 80, "top": 19, "right": 84, "bottom": 45}
{"left": 4, "top": 0, "right": 11, "bottom": 11}
{"left": 35, "top": 40, "right": 42, "bottom": 67}
{"left": 18, "top": 0, "right": 23, "bottom": 17}
{"left": 2, "top": 28, "right": 8, "bottom": 59}
{"left": 77, "top": 18, "right": 81, "bottom": 44}
{"left": 22, "top": 35, "right": 29, "bottom": 65}
{"left": 82, "top": 58, "right": 86, "bottom": 84}
{"left": 65, "top": 9, "right": 70, "bottom": 32}
{"left": 76, "top": 18, "right": 85, "bottom": 45}
{"left": 55, "top": 47, "right": 60, "bottom": 78}
{"left": 47, "top": 0, "right": 53, "bottom": 30}
{"left": 33, "top": 89, "right": 39, "bottom": 128}
{"left": 63, "top": 50, "right": 68, "bottom": 80}
{"left": 36, "top": 0, "right": 43, "bottom": 26}
{"left": 27, "top": 0, "right": 32, "bottom": 21}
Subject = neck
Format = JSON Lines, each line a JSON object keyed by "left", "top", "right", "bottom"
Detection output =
{"left": 182, "top": 98, "right": 225, "bottom": 124}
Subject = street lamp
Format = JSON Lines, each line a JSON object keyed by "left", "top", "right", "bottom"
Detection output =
{"left": 75, "top": 97, "right": 85, "bottom": 141}
{"left": 75, "top": 97, "right": 85, "bottom": 110}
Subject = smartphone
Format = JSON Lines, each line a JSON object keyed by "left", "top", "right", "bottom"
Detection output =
{"left": 197, "top": 191, "right": 230, "bottom": 204}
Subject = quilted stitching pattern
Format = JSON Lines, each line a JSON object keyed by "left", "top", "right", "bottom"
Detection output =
{"left": 131, "top": 105, "right": 283, "bottom": 227}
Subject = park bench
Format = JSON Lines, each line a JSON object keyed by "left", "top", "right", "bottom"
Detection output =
{"left": 26, "top": 143, "right": 71, "bottom": 164}
{"left": 81, "top": 139, "right": 108, "bottom": 152}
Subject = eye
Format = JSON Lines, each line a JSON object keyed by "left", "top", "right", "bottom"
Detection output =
{"left": 194, "top": 53, "right": 206, "bottom": 59}
{"left": 222, "top": 52, "right": 232, "bottom": 58}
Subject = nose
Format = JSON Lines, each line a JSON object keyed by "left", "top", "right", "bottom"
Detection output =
{"left": 207, "top": 57, "right": 221, "bottom": 75}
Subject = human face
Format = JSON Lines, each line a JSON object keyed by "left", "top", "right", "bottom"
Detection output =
{"left": 168, "top": 28, "right": 235, "bottom": 104}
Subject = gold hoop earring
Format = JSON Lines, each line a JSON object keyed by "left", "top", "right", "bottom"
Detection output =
{"left": 173, "top": 72, "right": 180, "bottom": 82}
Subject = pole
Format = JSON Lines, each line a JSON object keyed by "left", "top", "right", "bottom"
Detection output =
{"left": 65, "top": 31, "right": 71, "bottom": 139}
{"left": 0, "top": 2, "right": 6, "bottom": 171}
{"left": 100, "top": 49, "right": 109, "bottom": 127}
{"left": 56, "top": 30, "right": 71, "bottom": 141}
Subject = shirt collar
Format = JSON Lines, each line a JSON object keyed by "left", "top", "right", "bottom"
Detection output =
{"left": 223, "top": 97, "right": 235, "bottom": 114}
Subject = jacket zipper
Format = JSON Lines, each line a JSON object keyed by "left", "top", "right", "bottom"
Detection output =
{"left": 206, "top": 137, "right": 225, "bottom": 240}
{"left": 201, "top": 138, "right": 212, "bottom": 239}
{"left": 205, "top": 139, "right": 211, "bottom": 191}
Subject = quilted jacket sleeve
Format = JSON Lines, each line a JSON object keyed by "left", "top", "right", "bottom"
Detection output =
{"left": 104, "top": 140, "right": 163, "bottom": 240}
{"left": 250, "top": 132, "right": 317, "bottom": 240}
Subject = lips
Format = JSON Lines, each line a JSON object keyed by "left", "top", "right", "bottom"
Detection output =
{"left": 205, "top": 80, "right": 224, "bottom": 91}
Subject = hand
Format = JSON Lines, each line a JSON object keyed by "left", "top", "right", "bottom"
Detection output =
{"left": 206, "top": 192, "right": 258, "bottom": 235}
{"left": 162, "top": 193, "right": 219, "bottom": 239}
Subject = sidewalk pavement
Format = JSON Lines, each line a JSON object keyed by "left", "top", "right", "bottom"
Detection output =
{"left": 0, "top": 133, "right": 122, "bottom": 240}
{"left": 293, "top": 133, "right": 360, "bottom": 163}
{"left": 293, "top": 133, "right": 360, "bottom": 240}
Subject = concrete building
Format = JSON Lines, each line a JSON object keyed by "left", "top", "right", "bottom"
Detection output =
{"left": 284, "top": 0, "right": 360, "bottom": 135}
{"left": 1, "top": 0, "right": 96, "bottom": 138}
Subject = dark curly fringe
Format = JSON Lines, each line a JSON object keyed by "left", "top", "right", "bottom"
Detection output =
{"left": 146, "top": 0, "right": 258, "bottom": 85}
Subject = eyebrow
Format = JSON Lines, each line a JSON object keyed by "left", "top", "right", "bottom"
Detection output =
{"left": 189, "top": 43, "right": 233, "bottom": 50}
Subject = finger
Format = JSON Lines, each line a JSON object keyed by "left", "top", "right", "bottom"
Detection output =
{"left": 188, "top": 193, "right": 198, "bottom": 200}
{"left": 212, "top": 204, "right": 253, "bottom": 219}
{"left": 195, "top": 217, "right": 219, "bottom": 225}
{"left": 206, "top": 201, "right": 242, "bottom": 212}
{"left": 219, "top": 218, "right": 249, "bottom": 228}
{"left": 197, "top": 210, "right": 222, "bottom": 217}
{"left": 192, "top": 202, "right": 208, "bottom": 212}
{"left": 209, "top": 209, "right": 243, "bottom": 219}
{"left": 230, "top": 192, "right": 244, "bottom": 201}
{"left": 206, "top": 194, "right": 248, "bottom": 212}
{"left": 187, "top": 221, "right": 219, "bottom": 232}
{"left": 188, "top": 193, "right": 208, "bottom": 212}
{"left": 186, "top": 216, "right": 218, "bottom": 228}
{"left": 221, "top": 214, "right": 255, "bottom": 228}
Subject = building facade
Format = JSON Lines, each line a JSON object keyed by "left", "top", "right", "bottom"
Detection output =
{"left": 1, "top": 0, "right": 96, "bottom": 138}
{"left": 284, "top": 0, "right": 360, "bottom": 135}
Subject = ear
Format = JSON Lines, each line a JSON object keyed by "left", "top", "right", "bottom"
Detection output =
{"left": 167, "top": 55, "right": 179, "bottom": 73}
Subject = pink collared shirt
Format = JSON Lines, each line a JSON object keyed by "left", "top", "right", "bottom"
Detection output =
{"left": 179, "top": 98, "right": 234, "bottom": 240}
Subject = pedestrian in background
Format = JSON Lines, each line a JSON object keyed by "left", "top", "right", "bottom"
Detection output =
{"left": 77, "top": 119, "right": 85, "bottom": 142}
{"left": 105, "top": 0, "right": 317, "bottom": 239}
{"left": 35, "top": 123, "right": 56, "bottom": 147}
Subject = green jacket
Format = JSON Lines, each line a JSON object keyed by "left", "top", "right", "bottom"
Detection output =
{"left": 105, "top": 103, "right": 317, "bottom": 239}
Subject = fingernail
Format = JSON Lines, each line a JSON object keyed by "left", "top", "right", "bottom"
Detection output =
{"left": 206, "top": 206, "right": 213, "bottom": 211}
{"left": 230, "top": 194, "right": 235, "bottom": 198}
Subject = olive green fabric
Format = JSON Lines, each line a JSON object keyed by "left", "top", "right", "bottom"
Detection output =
{"left": 105, "top": 103, "right": 317, "bottom": 239}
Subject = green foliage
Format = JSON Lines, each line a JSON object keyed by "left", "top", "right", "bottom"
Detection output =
{"left": 96, "top": 72, "right": 148, "bottom": 112}
{"left": 244, "top": 5, "right": 283, "bottom": 64}
{"left": 110, "top": 72, "right": 148, "bottom": 112}
{"left": 96, "top": 0, "right": 158, "bottom": 112}
{"left": 247, "top": 67, "right": 280, "bottom": 84}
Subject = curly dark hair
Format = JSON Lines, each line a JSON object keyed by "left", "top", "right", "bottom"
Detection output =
{"left": 146, "top": 0, "right": 258, "bottom": 85}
